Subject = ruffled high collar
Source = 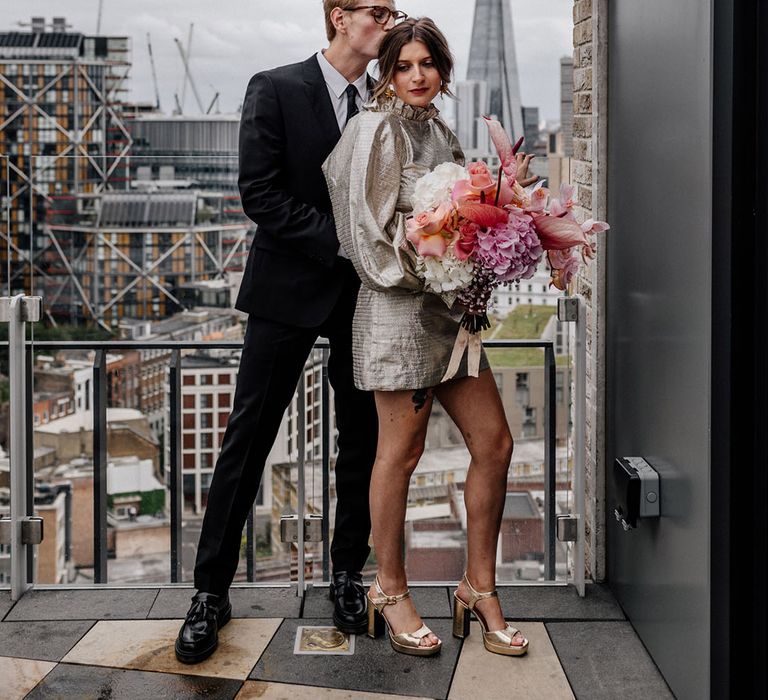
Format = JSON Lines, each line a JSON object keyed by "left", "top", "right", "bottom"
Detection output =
{"left": 365, "top": 94, "right": 439, "bottom": 122}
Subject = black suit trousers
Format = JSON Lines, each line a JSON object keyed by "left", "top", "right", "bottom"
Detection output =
{"left": 194, "top": 262, "right": 378, "bottom": 595}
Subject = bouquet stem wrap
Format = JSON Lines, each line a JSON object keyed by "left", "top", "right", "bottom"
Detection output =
{"left": 440, "top": 312, "right": 490, "bottom": 382}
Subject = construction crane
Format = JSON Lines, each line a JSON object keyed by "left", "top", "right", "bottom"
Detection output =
{"left": 206, "top": 91, "right": 220, "bottom": 115}
{"left": 173, "top": 37, "right": 205, "bottom": 113}
{"left": 146, "top": 33, "right": 162, "bottom": 111}
{"left": 180, "top": 24, "right": 194, "bottom": 113}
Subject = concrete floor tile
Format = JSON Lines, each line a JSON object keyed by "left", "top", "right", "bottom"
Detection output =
{"left": 5, "top": 588, "right": 159, "bottom": 621}
{"left": 237, "top": 680, "right": 433, "bottom": 699}
{"left": 448, "top": 622, "right": 574, "bottom": 700}
{"left": 25, "top": 663, "right": 242, "bottom": 699}
{"left": 546, "top": 621, "right": 674, "bottom": 699}
{"left": 62, "top": 618, "right": 281, "bottom": 681}
{"left": 0, "top": 656, "right": 56, "bottom": 700}
{"left": 302, "top": 586, "right": 451, "bottom": 619}
{"left": 251, "top": 617, "right": 461, "bottom": 699}
{"left": 0, "top": 591, "right": 14, "bottom": 620}
{"left": 489, "top": 583, "right": 625, "bottom": 621}
{"left": 149, "top": 587, "right": 301, "bottom": 619}
{"left": 0, "top": 620, "right": 95, "bottom": 661}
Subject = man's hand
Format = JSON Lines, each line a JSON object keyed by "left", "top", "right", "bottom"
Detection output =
{"left": 515, "top": 152, "right": 540, "bottom": 188}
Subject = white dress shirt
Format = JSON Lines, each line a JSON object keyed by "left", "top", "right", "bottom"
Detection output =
{"left": 315, "top": 49, "right": 371, "bottom": 133}
{"left": 316, "top": 50, "right": 371, "bottom": 259}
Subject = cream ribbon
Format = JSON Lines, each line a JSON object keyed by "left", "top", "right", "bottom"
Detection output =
{"left": 441, "top": 326, "right": 483, "bottom": 382}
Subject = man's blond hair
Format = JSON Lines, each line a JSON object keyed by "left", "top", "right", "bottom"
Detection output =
{"left": 323, "top": 0, "right": 358, "bottom": 41}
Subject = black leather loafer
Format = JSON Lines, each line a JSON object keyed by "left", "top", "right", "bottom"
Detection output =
{"left": 329, "top": 570, "right": 367, "bottom": 634}
{"left": 174, "top": 591, "right": 232, "bottom": 664}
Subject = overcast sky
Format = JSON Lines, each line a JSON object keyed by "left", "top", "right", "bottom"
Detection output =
{"left": 14, "top": 1, "right": 572, "bottom": 122}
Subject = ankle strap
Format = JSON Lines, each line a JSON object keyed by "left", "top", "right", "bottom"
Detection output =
{"left": 371, "top": 575, "right": 411, "bottom": 605}
{"left": 462, "top": 573, "right": 498, "bottom": 606}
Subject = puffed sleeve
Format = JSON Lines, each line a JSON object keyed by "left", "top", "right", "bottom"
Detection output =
{"left": 323, "top": 113, "right": 423, "bottom": 293}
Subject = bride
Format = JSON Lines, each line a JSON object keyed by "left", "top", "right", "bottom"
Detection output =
{"left": 323, "top": 17, "right": 531, "bottom": 658}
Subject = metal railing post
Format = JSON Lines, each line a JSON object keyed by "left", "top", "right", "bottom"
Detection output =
{"left": 321, "top": 348, "right": 330, "bottom": 583}
{"left": 168, "top": 349, "right": 183, "bottom": 582}
{"left": 544, "top": 345, "right": 557, "bottom": 580}
{"left": 296, "top": 368, "right": 306, "bottom": 596}
{"left": 557, "top": 296, "right": 586, "bottom": 597}
{"left": 92, "top": 349, "right": 108, "bottom": 583}
{"left": 0, "top": 295, "right": 41, "bottom": 601}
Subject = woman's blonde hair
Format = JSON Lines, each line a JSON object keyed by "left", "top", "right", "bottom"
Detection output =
{"left": 373, "top": 18, "right": 454, "bottom": 101}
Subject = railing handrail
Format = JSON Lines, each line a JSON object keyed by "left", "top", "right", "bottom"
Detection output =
{"left": 1, "top": 311, "right": 567, "bottom": 595}
{"left": 2, "top": 339, "right": 556, "bottom": 351}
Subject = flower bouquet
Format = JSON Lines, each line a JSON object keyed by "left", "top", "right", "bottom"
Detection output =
{"left": 404, "top": 116, "right": 609, "bottom": 381}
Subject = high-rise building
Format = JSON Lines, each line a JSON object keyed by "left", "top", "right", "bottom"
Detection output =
{"left": 456, "top": 80, "right": 490, "bottom": 153}
{"left": 0, "top": 18, "right": 132, "bottom": 320}
{"left": 466, "top": 0, "right": 525, "bottom": 140}
{"left": 560, "top": 56, "right": 574, "bottom": 156}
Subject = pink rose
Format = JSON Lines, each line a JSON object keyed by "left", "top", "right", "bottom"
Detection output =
{"left": 454, "top": 222, "right": 479, "bottom": 261}
{"left": 405, "top": 203, "right": 453, "bottom": 257}
{"left": 467, "top": 162, "right": 496, "bottom": 195}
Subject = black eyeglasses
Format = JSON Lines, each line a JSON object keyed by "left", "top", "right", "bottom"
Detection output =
{"left": 344, "top": 5, "right": 409, "bottom": 25}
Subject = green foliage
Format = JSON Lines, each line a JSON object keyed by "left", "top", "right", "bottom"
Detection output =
{"left": 485, "top": 305, "right": 569, "bottom": 368}
{"left": 107, "top": 489, "right": 166, "bottom": 516}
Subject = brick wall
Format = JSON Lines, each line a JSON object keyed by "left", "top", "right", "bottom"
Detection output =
{"left": 572, "top": 0, "right": 608, "bottom": 581}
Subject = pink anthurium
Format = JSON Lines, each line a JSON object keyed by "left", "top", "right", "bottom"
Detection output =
{"left": 531, "top": 213, "right": 588, "bottom": 250}
{"left": 483, "top": 116, "right": 518, "bottom": 185}
{"left": 581, "top": 219, "right": 611, "bottom": 234}
{"left": 456, "top": 202, "right": 509, "bottom": 228}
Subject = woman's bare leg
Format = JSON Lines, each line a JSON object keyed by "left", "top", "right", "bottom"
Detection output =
{"left": 434, "top": 369, "right": 525, "bottom": 646}
{"left": 369, "top": 388, "right": 439, "bottom": 648}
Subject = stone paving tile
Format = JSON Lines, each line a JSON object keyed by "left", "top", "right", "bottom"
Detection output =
{"left": 149, "top": 586, "right": 302, "bottom": 619}
{"left": 485, "top": 584, "right": 625, "bottom": 621}
{"left": 237, "top": 680, "right": 432, "bottom": 699}
{"left": 448, "top": 622, "right": 573, "bottom": 700}
{"left": 25, "top": 663, "right": 243, "bottom": 699}
{"left": 251, "top": 618, "right": 461, "bottom": 699}
{"left": 303, "top": 586, "right": 452, "bottom": 619}
{"left": 5, "top": 588, "right": 159, "bottom": 621}
{"left": 546, "top": 621, "right": 674, "bottom": 699}
{"left": 0, "top": 591, "right": 14, "bottom": 620}
{"left": 0, "top": 620, "right": 95, "bottom": 661}
{"left": 0, "top": 656, "right": 56, "bottom": 700}
{"left": 62, "top": 618, "right": 281, "bottom": 681}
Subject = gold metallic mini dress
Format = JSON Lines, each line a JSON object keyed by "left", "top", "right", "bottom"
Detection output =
{"left": 323, "top": 96, "right": 489, "bottom": 391}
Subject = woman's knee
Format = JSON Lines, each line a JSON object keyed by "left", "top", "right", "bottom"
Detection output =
{"left": 376, "top": 439, "right": 425, "bottom": 474}
{"left": 471, "top": 429, "right": 513, "bottom": 470}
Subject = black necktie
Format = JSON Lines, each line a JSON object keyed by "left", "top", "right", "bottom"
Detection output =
{"left": 344, "top": 84, "right": 359, "bottom": 126}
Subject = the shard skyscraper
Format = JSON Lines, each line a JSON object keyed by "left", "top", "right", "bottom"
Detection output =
{"left": 466, "top": 0, "right": 525, "bottom": 140}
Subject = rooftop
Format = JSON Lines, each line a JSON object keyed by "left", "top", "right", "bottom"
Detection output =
{"left": 0, "top": 584, "right": 673, "bottom": 698}
{"left": 34, "top": 408, "right": 146, "bottom": 434}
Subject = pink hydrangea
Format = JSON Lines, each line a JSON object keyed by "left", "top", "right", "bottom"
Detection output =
{"left": 474, "top": 209, "right": 543, "bottom": 283}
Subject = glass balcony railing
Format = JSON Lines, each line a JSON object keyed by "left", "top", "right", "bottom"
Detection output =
{"left": 0, "top": 153, "right": 580, "bottom": 595}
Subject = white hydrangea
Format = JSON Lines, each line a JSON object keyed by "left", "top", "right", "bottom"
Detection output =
{"left": 410, "top": 162, "right": 469, "bottom": 214}
{"left": 418, "top": 254, "right": 475, "bottom": 294}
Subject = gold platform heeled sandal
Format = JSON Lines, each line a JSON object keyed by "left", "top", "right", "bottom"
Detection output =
{"left": 453, "top": 573, "right": 529, "bottom": 656}
{"left": 367, "top": 575, "right": 442, "bottom": 657}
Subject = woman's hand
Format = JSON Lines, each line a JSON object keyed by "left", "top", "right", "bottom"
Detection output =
{"left": 515, "top": 152, "right": 539, "bottom": 188}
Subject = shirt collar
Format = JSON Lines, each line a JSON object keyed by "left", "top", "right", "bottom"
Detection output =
{"left": 316, "top": 50, "right": 370, "bottom": 100}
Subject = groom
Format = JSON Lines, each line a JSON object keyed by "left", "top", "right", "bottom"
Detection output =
{"left": 175, "top": 1, "right": 406, "bottom": 664}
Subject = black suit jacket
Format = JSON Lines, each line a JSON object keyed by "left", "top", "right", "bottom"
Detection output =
{"left": 236, "top": 55, "right": 358, "bottom": 327}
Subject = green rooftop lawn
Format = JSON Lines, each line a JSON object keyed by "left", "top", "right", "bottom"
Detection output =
{"left": 484, "top": 304, "right": 569, "bottom": 368}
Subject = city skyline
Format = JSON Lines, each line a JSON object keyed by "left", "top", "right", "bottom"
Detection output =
{"left": 10, "top": 0, "right": 572, "bottom": 121}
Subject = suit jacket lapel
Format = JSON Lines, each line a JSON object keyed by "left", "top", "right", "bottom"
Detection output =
{"left": 302, "top": 56, "right": 341, "bottom": 147}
